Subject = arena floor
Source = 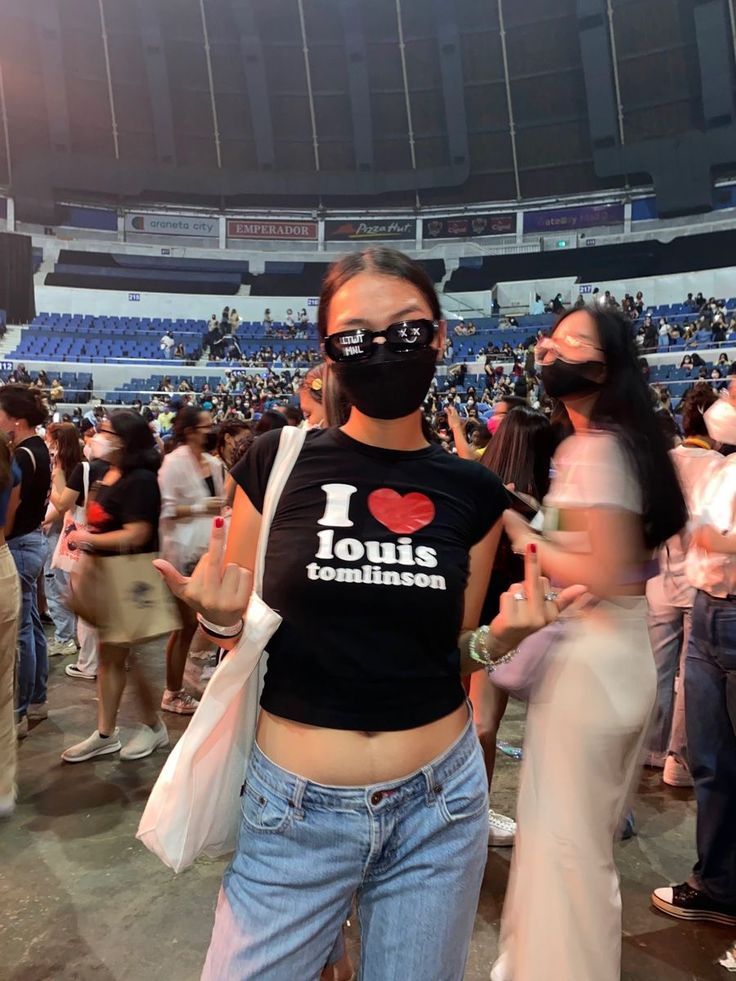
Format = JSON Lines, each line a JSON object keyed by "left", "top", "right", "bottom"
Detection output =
{"left": 2, "top": 644, "right": 732, "bottom": 981}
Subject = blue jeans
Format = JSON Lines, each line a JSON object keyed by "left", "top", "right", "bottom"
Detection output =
{"left": 202, "top": 709, "right": 489, "bottom": 981}
{"left": 9, "top": 531, "right": 49, "bottom": 718}
{"left": 646, "top": 601, "right": 691, "bottom": 767}
{"left": 44, "top": 529, "right": 75, "bottom": 643}
{"left": 686, "top": 590, "right": 736, "bottom": 905}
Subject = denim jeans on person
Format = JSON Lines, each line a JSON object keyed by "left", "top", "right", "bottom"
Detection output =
{"left": 686, "top": 590, "right": 736, "bottom": 906}
{"left": 201, "top": 707, "right": 489, "bottom": 981}
{"left": 646, "top": 599, "right": 691, "bottom": 767}
{"left": 44, "top": 528, "right": 75, "bottom": 643}
{"left": 0, "top": 544, "right": 21, "bottom": 797}
{"left": 9, "top": 530, "right": 49, "bottom": 718}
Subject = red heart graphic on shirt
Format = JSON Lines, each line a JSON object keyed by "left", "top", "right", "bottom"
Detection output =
{"left": 367, "top": 489, "right": 435, "bottom": 535}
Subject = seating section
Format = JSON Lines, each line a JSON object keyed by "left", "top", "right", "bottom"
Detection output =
{"left": 0, "top": 369, "right": 93, "bottom": 401}
{"left": 6, "top": 312, "right": 321, "bottom": 363}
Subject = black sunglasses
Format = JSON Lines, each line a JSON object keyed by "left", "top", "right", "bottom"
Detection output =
{"left": 324, "top": 319, "right": 438, "bottom": 363}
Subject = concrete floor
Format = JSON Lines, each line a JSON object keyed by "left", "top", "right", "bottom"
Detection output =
{"left": 2, "top": 644, "right": 733, "bottom": 981}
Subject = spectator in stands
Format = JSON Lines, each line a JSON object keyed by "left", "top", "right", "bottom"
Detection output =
{"left": 285, "top": 309, "right": 295, "bottom": 329}
{"left": 530, "top": 294, "right": 545, "bottom": 316}
{"left": 160, "top": 330, "right": 175, "bottom": 360}
{"left": 49, "top": 379, "right": 64, "bottom": 405}
{"left": 634, "top": 291, "right": 645, "bottom": 316}
{"left": 221, "top": 307, "right": 230, "bottom": 327}
{"left": 229, "top": 309, "right": 240, "bottom": 330}
{"left": 299, "top": 308, "right": 309, "bottom": 326}
{"left": 681, "top": 354, "right": 693, "bottom": 370}
{"left": 174, "top": 343, "right": 186, "bottom": 359}
{"left": 263, "top": 308, "right": 273, "bottom": 329}
{"left": 549, "top": 293, "right": 564, "bottom": 314}
{"left": 718, "top": 352, "right": 730, "bottom": 367}
{"left": 208, "top": 313, "right": 218, "bottom": 332}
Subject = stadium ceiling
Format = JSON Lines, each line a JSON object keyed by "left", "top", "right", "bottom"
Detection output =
{"left": 0, "top": 0, "right": 735, "bottom": 214}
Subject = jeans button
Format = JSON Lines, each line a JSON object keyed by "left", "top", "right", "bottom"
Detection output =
{"left": 370, "top": 791, "right": 383, "bottom": 806}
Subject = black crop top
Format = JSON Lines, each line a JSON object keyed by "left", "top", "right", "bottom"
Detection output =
{"left": 232, "top": 428, "right": 507, "bottom": 732}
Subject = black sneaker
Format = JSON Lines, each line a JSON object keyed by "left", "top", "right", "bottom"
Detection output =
{"left": 651, "top": 883, "right": 736, "bottom": 926}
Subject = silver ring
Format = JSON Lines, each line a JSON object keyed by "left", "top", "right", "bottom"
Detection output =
{"left": 513, "top": 592, "right": 526, "bottom": 602}
{"left": 544, "top": 591, "right": 559, "bottom": 603}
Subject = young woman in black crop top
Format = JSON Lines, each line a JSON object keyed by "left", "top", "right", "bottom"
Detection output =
{"left": 156, "top": 248, "right": 575, "bottom": 980}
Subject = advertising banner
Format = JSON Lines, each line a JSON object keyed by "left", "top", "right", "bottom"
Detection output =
{"left": 124, "top": 213, "right": 219, "bottom": 238}
{"left": 423, "top": 213, "right": 516, "bottom": 239}
{"left": 523, "top": 203, "right": 624, "bottom": 233}
{"left": 227, "top": 219, "right": 317, "bottom": 240}
{"left": 325, "top": 218, "right": 416, "bottom": 241}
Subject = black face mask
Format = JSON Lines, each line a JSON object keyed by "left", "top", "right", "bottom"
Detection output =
{"left": 203, "top": 430, "right": 218, "bottom": 454}
{"left": 541, "top": 358, "right": 604, "bottom": 400}
{"left": 331, "top": 346, "right": 437, "bottom": 420}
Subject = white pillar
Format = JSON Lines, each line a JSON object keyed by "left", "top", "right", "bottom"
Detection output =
{"left": 6, "top": 195, "right": 14, "bottom": 232}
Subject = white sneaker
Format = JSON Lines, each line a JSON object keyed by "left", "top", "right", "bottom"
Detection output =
{"left": 49, "top": 638, "right": 78, "bottom": 657}
{"left": 65, "top": 663, "right": 97, "bottom": 681}
{"left": 663, "top": 755, "right": 694, "bottom": 788}
{"left": 62, "top": 728, "right": 122, "bottom": 763}
{"left": 120, "top": 719, "right": 169, "bottom": 761}
{"left": 161, "top": 689, "right": 200, "bottom": 715}
{"left": 488, "top": 808, "right": 516, "bottom": 847}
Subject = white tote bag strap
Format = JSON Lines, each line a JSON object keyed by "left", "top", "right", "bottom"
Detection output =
{"left": 82, "top": 460, "right": 90, "bottom": 502}
{"left": 253, "top": 426, "right": 307, "bottom": 595}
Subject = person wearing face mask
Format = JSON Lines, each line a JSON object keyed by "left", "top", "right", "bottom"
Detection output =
{"left": 0, "top": 385, "right": 51, "bottom": 738}
{"left": 493, "top": 307, "right": 688, "bottom": 981}
{"left": 154, "top": 247, "right": 582, "bottom": 980}
{"left": 649, "top": 381, "right": 736, "bottom": 927}
{"left": 61, "top": 411, "right": 167, "bottom": 763}
{"left": 157, "top": 406, "right": 224, "bottom": 716}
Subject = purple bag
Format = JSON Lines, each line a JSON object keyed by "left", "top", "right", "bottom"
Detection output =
{"left": 487, "top": 619, "right": 566, "bottom": 701}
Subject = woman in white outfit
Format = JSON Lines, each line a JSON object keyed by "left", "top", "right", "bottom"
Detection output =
{"left": 495, "top": 306, "right": 688, "bottom": 981}
{"left": 158, "top": 406, "right": 224, "bottom": 715}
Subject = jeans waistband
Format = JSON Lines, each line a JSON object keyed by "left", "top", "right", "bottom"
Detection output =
{"left": 701, "top": 589, "right": 736, "bottom": 604}
{"left": 248, "top": 704, "right": 478, "bottom": 811}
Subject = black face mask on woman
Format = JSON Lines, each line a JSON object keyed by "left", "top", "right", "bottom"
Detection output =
{"left": 331, "top": 346, "right": 437, "bottom": 420}
{"left": 541, "top": 358, "right": 604, "bottom": 400}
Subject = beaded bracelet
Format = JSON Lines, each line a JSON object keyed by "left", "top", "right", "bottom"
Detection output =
{"left": 468, "top": 625, "right": 519, "bottom": 673}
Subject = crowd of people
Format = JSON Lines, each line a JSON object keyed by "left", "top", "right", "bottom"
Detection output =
{"left": 1, "top": 247, "right": 735, "bottom": 980}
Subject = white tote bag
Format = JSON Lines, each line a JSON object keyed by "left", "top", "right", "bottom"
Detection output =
{"left": 136, "top": 425, "right": 306, "bottom": 872}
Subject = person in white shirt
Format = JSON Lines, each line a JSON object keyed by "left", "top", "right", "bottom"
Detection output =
{"left": 160, "top": 331, "right": 175, "bottom": 360}
{"left": 645, "top": 386, "right": 723, "bottom": 787}
{"left": 651, "top": 387, "right": 736, "bottom": 926}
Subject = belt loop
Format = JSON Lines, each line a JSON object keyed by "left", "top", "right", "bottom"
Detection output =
{"left": 422, "top": 764, "right": 440, "bottom": 803}
{"left": 290, "top": 775, "right": 306, "bottom": 818}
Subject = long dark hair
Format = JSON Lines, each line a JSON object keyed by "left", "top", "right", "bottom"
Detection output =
{"left": 317, "top": 247, "right": 441, "bottom": 343}
{"left": 47, "top": 422, "right": 82, "bottom": 481}
{"left": 172, "top": 405, "right": 205, "bottom": 448}
{"left": 480, "top": 405, "right": 555, "bottom": 501}
{"left": 552, "top": 306, "right": 687, "bottom": 549}
{"left": 108, "top": 410, "right": 160, "bottom": 474}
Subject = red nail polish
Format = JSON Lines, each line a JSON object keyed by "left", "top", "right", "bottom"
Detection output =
{"left": 529, "top": 542, "right": 537, "bottom": 555}
{"left": 215, "top": 517, "right": 224, "bottom": 529}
